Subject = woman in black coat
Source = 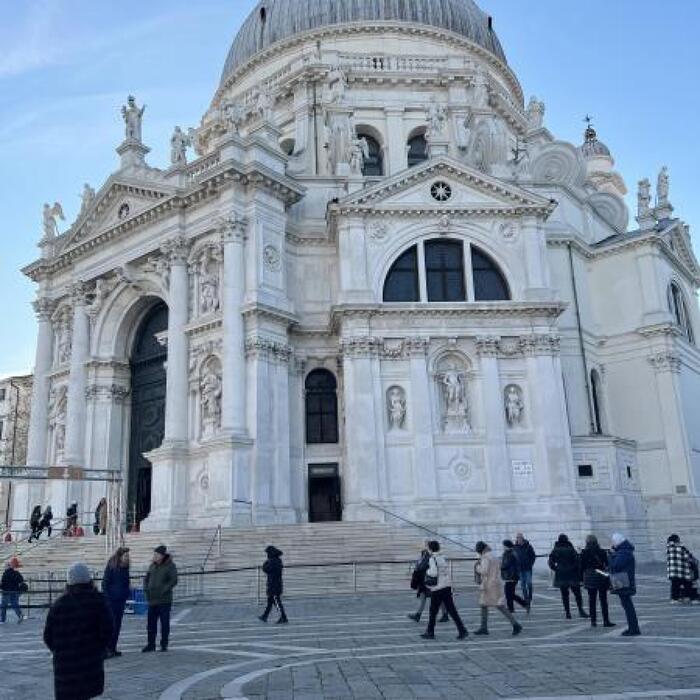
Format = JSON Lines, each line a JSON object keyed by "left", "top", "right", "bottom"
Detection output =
{"left": 580, "top": 534, "right": 615, "bottom": 628}
{"left": 102, "top": 547, "right": 131, "bottom": 657}
{"left": 43, "top": 563, "right": 113, "bottom": 700}
{"left": 548, "top": 533, "right": 589, "bottom": 619}
{"left": 258, "top": 545, "right": 288, "bottom": 624}
{"left": 28, "top": 505, "right": 42, "bottom": 542}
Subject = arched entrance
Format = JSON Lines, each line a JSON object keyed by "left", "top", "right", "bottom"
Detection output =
{"left": 128, "top": 301, "right": 168, "bottom": 528}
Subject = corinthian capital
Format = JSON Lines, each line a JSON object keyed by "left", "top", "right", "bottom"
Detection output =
{"left": 218, "top": 212, "right": 248, "bottom": 244}
{"left": 68, "top": 281, "right": 90, "bottom": 306}
{"left": 32, "top": 297, "right": 57, "bottom": 320}
{"left": 161, "top": 235, "right": 191, "bottom": 265}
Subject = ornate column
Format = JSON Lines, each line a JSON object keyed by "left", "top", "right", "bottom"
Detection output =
{"left": 162, "top": 236, "right": 191, "bottom": 444}
{"left": 219, "top": 214, "right": 248, "bottom": 436}
{"left": 63, "top": 284, "right": 90, "bottom": 466}
{"left": 26, "top": 298, "right": 56, "bottom": 466}
{"left": 475, "top": 337, "right": 512, "bottom": 497}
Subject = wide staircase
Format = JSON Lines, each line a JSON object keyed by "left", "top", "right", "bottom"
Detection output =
{"left": 0, "top": 521, "right": 475, "bottom": 607}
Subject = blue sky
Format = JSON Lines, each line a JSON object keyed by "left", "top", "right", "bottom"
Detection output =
{"left": 1, "top": 0, "right": 698, "bottom": 377}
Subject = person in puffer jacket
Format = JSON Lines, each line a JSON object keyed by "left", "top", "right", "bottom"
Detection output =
{"left": 420, "top": 541, "right": 467, "bottom": 641}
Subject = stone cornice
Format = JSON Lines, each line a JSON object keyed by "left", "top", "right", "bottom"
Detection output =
{"left": 637, "top": 323, "right": 681, "bottom": 339}
{"left": 334, "top": 204, "right": 552, "bottom": 219}
{"left": 241, "top": 302, "right": 299, "bottom": 328}
{"left": 476, "top": 334, "right": 561, "bottom": 357}
{"left": 185, "top": 316, "right": 222, "bottom": 338}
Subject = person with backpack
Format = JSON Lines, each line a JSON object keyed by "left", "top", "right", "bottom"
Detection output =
{"left": 28, "top": 505, "right": 42, "bottom": 543}
{"left": 580, "top": 534, "right": 615, "bottom": 628}
{"left": 501, "top": 539, "right": 529, "bottom": 614}
{"left": 666, "top": 534, "right": 698, "bottom": 603}
{"left": 473, "top": 541, "right": 523, "bottom": 636}
{"left": 609, "top": 533, "right": 641, "bottom": 636}
{"left": 548, "top": 533, "right": 589, "bottom": 619}
{"left": 513, "top": 532, "right": 536, "bottom": 604}
{"left": 258, "top": 545, "right": 288, "bottom": 624}
{"left": 420, "top": 541, "right": 468, "bottom": 640}
{"left": 408, "top": 541, "right": 447, "bottom": 623}
{"left": 0, "top": 557, "right": 26, "bottom": 624}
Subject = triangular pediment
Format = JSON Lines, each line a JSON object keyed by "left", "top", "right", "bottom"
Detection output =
{"left": 59, "top": 174, "right": 175, "bottom": 253}
{"left": 335, "top": 156, "right": 554, "bottom": 216}
{"left": 667, "top": 222, "right": 700, "bottom": 277}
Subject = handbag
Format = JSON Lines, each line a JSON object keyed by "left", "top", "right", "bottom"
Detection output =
{"left": 609, "top": 571, "right": 630, "bottom": 591}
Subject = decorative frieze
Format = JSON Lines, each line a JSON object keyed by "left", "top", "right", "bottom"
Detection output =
{"left": 648, "top": 351, "right": 681, "bottom": 373}
{"left": 244, "top": 337, "right": 292, "bottom": 363}
{"left": 340, "top": 336, "right": 381, "bottom": 358}
{"left": 475, "top": 334, "right": 560, "bottom": 358}
{"left": 379, "top": 336, "right": 430, "bottom": 360}
{"left": 85, "top": 384, "right": 130, "bottom": 402}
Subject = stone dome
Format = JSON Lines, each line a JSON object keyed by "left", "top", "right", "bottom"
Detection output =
{"left": 580, "top": 125, "right": 611, "bottom": 158}
{"left": 221, "top": 0, "right": 507, "bottom": 84}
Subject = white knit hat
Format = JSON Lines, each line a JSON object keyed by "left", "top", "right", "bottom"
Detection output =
{"left": 611, "top": 533, "right": 626, "bottom": 547}
{"left": 67, "top": 562, "right": 92, "bottom": 585}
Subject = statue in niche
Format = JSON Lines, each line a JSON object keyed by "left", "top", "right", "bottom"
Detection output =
{"left": 526, "top": 96, "right": 545, "bottom": 130}
{"left": 199, "top": 271, "right": 219, "bottom": 314}
{"left": 436, "top": 362, "right": 469, "bottom": 433}
{"left": 170, "top": 126, "right": 191, "bottom": 165}
{"left": 325, "top": 66, "right": 347, "bottom": 104}
{"left": 454, "top": 113, "right": 472, "bottom": 151}
{"left": 426, "top": 101, "right": 448, "bottom": 140}
{"left": 255, "top": 88, "right": 274, "bottom": 121}
{"left": 326, "top": 112, "right": 353, "bottom": 173}
{"left": 504, "top": 385, "right": 524, "bottom": 427}
{"left": 55, "top": 319, "right": 72, "bottom": 365}
{"left": 200, "top": 361, "right": 222, "bottom": 438}
{"left": 386, "top": 386, "right": 407, "bottom": 431}
{"left": 49, "top": 388, "right": 67, "bottom": 461}
{"left": 121, "top": 95, "right": 146, "bottom": 142}
{"left": 42, "top": 202, "right": 65, "bottom": 239}
{"left": 349, "top": 135, "right": 368, "bottom": 175}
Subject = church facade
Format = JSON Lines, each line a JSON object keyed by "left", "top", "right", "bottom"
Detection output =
{"left": 16, "top": 0, "right": 700, "bottom": 556}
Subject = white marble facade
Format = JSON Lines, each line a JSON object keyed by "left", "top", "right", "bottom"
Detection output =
{"left": 14, "top": 1, "right": 700, "bottom": 557}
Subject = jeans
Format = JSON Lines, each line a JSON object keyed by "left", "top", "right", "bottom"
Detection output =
{"left": 108, "top": 598, "right": 127, "bottom": 651}
{"left": 147, "top": 603, "right": 171, "bottom": 648}
{"left": 560, "top": 586, "right": 584, "bottom": 615}
{"left": 425, "top": 587, "right": 466, "bottom": 636}
{"left": 261, "top": 594, "right": 287, "bottom": 621}
{"left": 520, "top": 569, "right": 533, "bottom": 602}
{"left": 618, "top": 594, "right": 640, "bottom": 634}
{"left": 587, "top": 587, "right": 611, "bottom": 625}
{"left": 504, "top": 580, "right": 528, "bottom": 613}
{"left": 0, "top": 592, "right": 22, "bottom": 622}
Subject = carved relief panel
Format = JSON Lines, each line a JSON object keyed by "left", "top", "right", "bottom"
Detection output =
{"left": 189, "top": 242, "right": 223, "bottom": 319}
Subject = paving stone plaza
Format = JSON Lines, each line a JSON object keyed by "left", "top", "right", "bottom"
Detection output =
{"left": 2, "top": 569, "right": 700, "bottom": 699}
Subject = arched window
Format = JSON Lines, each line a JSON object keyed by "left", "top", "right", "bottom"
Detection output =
{"left": 360, "top": 134, "right": 383, "bottom": 176}
{"left": 472, "top": 247, "right": 510, "bottom": 301}
{"left": 590, "top": 369, "right": 604, "bottom": 435}
{"left": 407, "top": 134, "right": 428, "bottom": 168}
{"left": 381, "top": 240, "right": 511, "bottom": 303}
{"left": 668, "top": 282, "right": 694, "bottom": 344}
{"left": 425, "top": 240, "right": 466, "bottom": 302}
{"left": 383, "top": 245, "right": 419, "bottom": 302}
{"left": 305, "top": 369, "right": 338, "bottom": 444}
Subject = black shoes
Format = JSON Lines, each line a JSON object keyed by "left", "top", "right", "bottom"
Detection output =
{"left": 457, "top": 629, "right": 468, "bottom": 640}
{"left": 258, "top": 615, "right": 268, "bottom": 623}
{"left": 160, "top": 646, "right": 168, "bottom": 652}
{"left": 578, "top": 610, "right": 590, "bottom": 619}
{"left": 603, "top": 621, "right": 616, "bottom": 628}
{"left": 621, "top": 629, "right": 641, "bottom": 637}
{"left": 473, "top": 628, "right": 489, "bottom": 636}
{"left": 565, "top": 612, "right": 572, "bottom": 619}
{"left": 141, "top": 645, "right": 156, "bottom": 653}
{"left": 420, "top": 632, "right": 435, "bottom": 640}
{"left": 407, "top": 613, "right": 421, "bottom": 622}
{"left": 512, "top": 624, "right": 523, "bottom": 636}
{"left": 276, "top": 618, "right": 288, "bottom": 624}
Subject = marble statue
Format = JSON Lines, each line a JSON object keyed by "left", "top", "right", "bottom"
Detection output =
{"left": 387, "top": 386, "right": 407, "bottom": 431}
{"left": 325, "top": 66, "right": 347, "bottom": 104}
{"left": 255, "top": 88, "right": 274, "bottom": 121}
{"left": 121, "top": 95, "right": 146, "bottom": 142}
{"left": 442, "top": 371, "right": 464, "bottom": 408}
{"left": 505, "top": 385, "right": 524, "bottom": 426}
{"left": 455, "top": 112, "right": 472, "bottom": 151}
{"left": 472, "top": 68, "right": 489, "bottom": 108}
{"left": 526, "top": 96, "right": 545, "bottom": 130}
{"left": 170, "top": 126, "right": 191, "bottom": 165}
{"left": 350, "top": 135, "right": 369, "bottom": 175}
{"left": 199, "top": 270, "right": 220, "bottom": 314}
{"left": 437, "top": 366, "right": 469, "bottom": 432}
{"left": 56, "top": 325, "right": 71, "bottom": 365}
{"left": 42, "top": 202, "right": 65, "bottom": 239}
{"left": 426, "top": 101, "right": 448, "bottom": 139}
{"left": 327, "top": 112, "right": 353, "bottom": 173}
{"left": 637, "top": 178, "right": 651, "bottom": 217}
{"left": 200, "top": 362, "right": 222, "bottom": 437}
{"left": 657, "top": 166, "right": 669, "bottom": 206}
{"left": 79, "top": 184, "right": 96, "bottom": 215}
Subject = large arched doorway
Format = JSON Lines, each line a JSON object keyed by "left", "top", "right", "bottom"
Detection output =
{"left": 128, "top": 301, "right": 168, "bottom": 528}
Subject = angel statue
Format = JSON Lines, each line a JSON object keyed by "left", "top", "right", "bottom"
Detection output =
{"left": 42, "top": 202, "right": 65, "bottom": 239}
{"left": 79, "top": 183, "right": 96, "bottom": 215}
{"left": 349, "top": 135, "right": 369, "bottom": 175}
{"left": 121, "top": 95, "right": 146, "bottom": 142}
{"left": 170, "top": 126, "right": 192, "bottom": 166}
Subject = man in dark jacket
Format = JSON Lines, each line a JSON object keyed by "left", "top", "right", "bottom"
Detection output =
{"left": 259, "top": 545, "right": 288, "bottom": 624}
{"left": 513, "top": 532, "right": 536, "bottom": 604}
{"left": 43, "top": 562, "right": 113, "bottom": 700}
{"left": 1, "top": 557, "right": 25, "bottom": 623}
{"left": 609, "top": 533, "right": 640, "bottom": 636}
{"left": 501, "top": 540, "right": 529, "bottom": 613}
{"left": 142, "top": 545, "right": 178, "bottom": 652}
{"left": 548, "top": 533, "right": 589, "bottom": 619}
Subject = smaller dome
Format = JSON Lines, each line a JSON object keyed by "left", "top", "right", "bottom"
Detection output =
{"left": 580, "top": 125, "right": 611, "bottom": 158}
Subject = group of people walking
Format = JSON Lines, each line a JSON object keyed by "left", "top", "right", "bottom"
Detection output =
{"left": 409, "top": 531, "right": 648, "bottom": 640}
{"left": 28, "top": 505, "right": 53, "bottom": 542}
{"left": 25, "top": 498, "right": 109, "bottom": 543}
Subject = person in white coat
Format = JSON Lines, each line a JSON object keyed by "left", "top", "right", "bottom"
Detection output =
{"left": 420, "top": 541, "right": 468, "bottom": 640}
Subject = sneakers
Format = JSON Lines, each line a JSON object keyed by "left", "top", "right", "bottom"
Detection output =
{"left": 456, "top": 629, "right": 468, "bottom": 640}
{"left": 512, "top": 624, "right": 523, "bottom": 636}
{"left": 258, "top": 615, "right": 268, "bottom": 623}
{"left": 407, "top": 613, "right": 421, "bottom": 623}
{"left": 621, "top": 629, "right": 641, "bottom": 637}
{"left": 276, "top": 618, "right": 288, "bottom": 624}
{"left": 473, "top": 628, "right": 489, "bottom": 636}
{"left": 141, "top": 645, "right": 156, "bottom": 653}
{"left": 420, "top": 632, "right": 435, "bottom": 640}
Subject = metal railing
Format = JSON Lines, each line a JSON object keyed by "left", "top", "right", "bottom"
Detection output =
{"left": 200, "top": 523, "right": 223, "bottom": 570}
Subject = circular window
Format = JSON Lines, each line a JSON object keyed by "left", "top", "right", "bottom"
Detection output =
{"left": 117, "top": 202, "right": 130, "bottom": 220}
{"left": 430, "top": 181, "right": 452, "bottom": 202}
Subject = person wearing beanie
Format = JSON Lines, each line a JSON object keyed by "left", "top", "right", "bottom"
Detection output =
{"left": 0, "top": 557, "right": 26, "bottom": 624}
{"left": 473, "top": 542, "right": 523, "bottom": 636}
{"left": 666, "top": 534, "right": 698, "bottom": 603}
{"left": 501, "top": 539, "right": 529, "bottom": 614}
{"left": 43, "top": 562, "right": 113, "bottom": 700}
{"left": 608, "top": 534, "right": 641, "bottom": 636}
{"left": 259, "top": 545, "right": 288, "bottom": 624}
{"left": 548, "top": 533, "right": 588, "bottom": 620}
{"left": 142, "top": 545, "right": 178, "bottom": 652}
{"left": 420, "top": 541, "right": 468, "bottom": 641}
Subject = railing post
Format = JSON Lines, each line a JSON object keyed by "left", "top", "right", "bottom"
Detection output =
{"left": 352, "top": 562, "right": 357, "bottom": 593}
{"left": 449, "top": 560, "right": 454, "bottom": 586}
{"left": 25, "top": 577, "right": 31, "bottom": 620}
{"left": 217, "top": 525, "right": 222, "bottom": 558}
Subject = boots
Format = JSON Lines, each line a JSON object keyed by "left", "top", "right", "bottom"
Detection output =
{"left": 474, "top": 607, "right": 489, "bottom": 634}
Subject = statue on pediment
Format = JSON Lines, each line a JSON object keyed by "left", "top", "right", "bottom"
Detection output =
{"left": 170, "top": 126, "right": 191, "bottom": 166}
{"left": 42, "top": 202, "right": 65, "bottom": 239}
{"left": 121, "top": 95, "right": 146, "bottom": 142}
